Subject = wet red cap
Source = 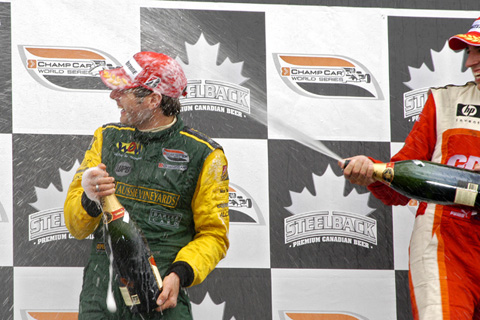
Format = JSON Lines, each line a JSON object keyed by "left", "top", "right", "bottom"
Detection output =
{"left": 449, "top": 17, "right": 480, "bottom": 50}
{"left": 100, "top": 52, "right": 187, "bottom": 98}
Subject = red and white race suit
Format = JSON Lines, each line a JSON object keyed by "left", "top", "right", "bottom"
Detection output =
{"left": 369, "top": 82, "right": 480, "bottom": 319}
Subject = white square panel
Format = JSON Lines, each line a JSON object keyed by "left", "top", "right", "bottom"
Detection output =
{"left": 14, "top": 266, "right": 84, "bottom": 319}
{"left": 0, "top": 134, "right": 12, "bottom": 266}
{"left": 266, "top": 6, "right": 390, "bottom": 142}
{"left": 11, "top": 0, "right": 141, "bottom": 135}
{"left": 272, "top": 268, "right": 396, "bottom": 320}
{"left": 215, "top": 138, "right": 270, "bottom": 269}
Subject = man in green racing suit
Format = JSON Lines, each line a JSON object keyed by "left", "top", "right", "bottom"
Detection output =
{"left": 64, "top": 52, "right": 230, "bottom": 319}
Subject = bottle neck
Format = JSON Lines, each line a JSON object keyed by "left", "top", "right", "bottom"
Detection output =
{"left": 372, "top": 162, "right": 394, "bottom": 185}
{"left": 101, "top": 194, "right": 125, "bottom": 223}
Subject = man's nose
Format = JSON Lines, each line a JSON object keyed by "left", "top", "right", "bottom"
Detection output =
{"left": 466, "top": 50, "right": 480, "bottom": 69}
{"left": 110, "top": 89, "right": 122, "bottom": 100}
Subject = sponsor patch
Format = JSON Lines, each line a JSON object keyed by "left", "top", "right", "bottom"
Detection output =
{"left": 149, "top": 208, "right": 183, "bottom": 228}
{"left": 96, "top": 242, "right": 106, "bottom": 252}
{"left": 117, "top": 141, "right": 143, "bottom": 156}
{"left": 145, "top": 76, "right": 161, "bottom": 89}
{"left": 221, "top": 165, "right": 229, "bottom": 181}
{"left": 158, "top": 162, "right": 188, "bottom": 171}
{"left": 162, "top": 148, "right": 189, "bottom": 162}
{"left": 457, "top": 103, "right": 480, "bottom": 119}
{"left": 115, "top": 161, "right": 132, "bottom": 176}
{"left": 115, "top": 182, "right": 180, "bottom": 208}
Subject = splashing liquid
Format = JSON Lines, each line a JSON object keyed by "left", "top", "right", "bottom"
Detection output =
{"left": 106, "top": 230, "right": 117, "bottom": 313}
{"left": 251, "top": 108, "right": 343, "bottom": 163}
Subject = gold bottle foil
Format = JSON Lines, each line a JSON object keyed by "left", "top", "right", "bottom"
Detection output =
{"left": 372, "top": 163, "right": 394, "bottom": 185}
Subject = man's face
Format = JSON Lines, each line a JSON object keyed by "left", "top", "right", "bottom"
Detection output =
{"left": 466, "top": 45, "right": 480, "bottom": 89}
{"left": 110, "top": 88, "right": 154, "bottom": 129}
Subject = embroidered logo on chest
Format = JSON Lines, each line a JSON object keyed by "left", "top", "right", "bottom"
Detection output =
{"left": 162, "top": 148, "right": 190, "bottom": 162}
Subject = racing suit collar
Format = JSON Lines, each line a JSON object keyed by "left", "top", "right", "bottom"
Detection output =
{"left": 133, "top": 116, "right": 184, "bottom": 143}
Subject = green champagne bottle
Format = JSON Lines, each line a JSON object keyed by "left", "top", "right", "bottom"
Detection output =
{"left": 101, "top": 194, "right": 162, "bottom": 313}
{"left": 371, "top": 160, "right": 480, "bottom": 207}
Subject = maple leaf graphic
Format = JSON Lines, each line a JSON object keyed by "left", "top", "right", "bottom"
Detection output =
{"left": 0, "top": 201, "right": 7, "bottom": 223}
{"left": 285, "top": 164, "right": 374, "bottom": 217}
{"left": 29, "top": 161, "right": 79, "bottom": 212}
{"left": 191, "top": 292, "right": 236, "bottom": 320}
{"left": 404, "top": 40, "right": 472, "bottom": 90}
{"left": 176, "top": 33, "right": 249, "bottom": 85}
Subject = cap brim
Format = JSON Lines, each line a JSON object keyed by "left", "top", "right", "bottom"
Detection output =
{"left": 449, "top": 33, "right": 480, "bottom": 51}
{"left": 99, "top": 67, "right": 136, "bottom": 90}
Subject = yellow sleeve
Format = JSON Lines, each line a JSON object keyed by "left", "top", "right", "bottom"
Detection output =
{"left": 173, "top": 148, "right": 230, "bottom": 286}
{"left": 64, "top": 127, "right": 104, "bottom": 239}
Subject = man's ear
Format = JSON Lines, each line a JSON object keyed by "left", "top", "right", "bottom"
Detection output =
{"left": 146, "top": 93, "right": 162, "bottom": 110}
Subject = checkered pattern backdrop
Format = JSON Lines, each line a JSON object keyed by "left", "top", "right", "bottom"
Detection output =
{"left": 1, "top": 1, "right": 478, "bottom": 319}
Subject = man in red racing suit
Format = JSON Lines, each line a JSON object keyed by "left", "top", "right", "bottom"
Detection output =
{"left": 340, "top": 17, "right": 480, "bottom": 319}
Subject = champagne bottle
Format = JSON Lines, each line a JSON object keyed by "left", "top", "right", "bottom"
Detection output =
{"left": 370, "top": 160, "right": 480, "bottom": 208}
{"left": 101, "top": 194, "right": 163, "bottom": 313}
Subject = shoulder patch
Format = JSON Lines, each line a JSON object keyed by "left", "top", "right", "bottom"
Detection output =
{"left": 181, "top": 126, "right": 222, "bottom": 151}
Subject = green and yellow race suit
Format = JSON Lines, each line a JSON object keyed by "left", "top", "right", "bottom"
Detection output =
{"left": 64, "top": 117, "right": 229, "bottom": 319}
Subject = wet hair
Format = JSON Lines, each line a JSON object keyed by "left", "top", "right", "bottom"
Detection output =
{"left": 129, "top": 86, "right": 182, "bottom": 116}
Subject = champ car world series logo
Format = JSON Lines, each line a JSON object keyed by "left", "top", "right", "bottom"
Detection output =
{"left": 284, "top": 165, "right": 377, "bottom": 249}
{"left": 20, "top": 310, "right": 78, "bottom": 320}
{"left": 273, "top": 53, "right": 383, "bottom": 100}
{"left": 229, "top": 182, "right": 265, "bottom": 226}
{"left": 19, "top": 45, "right": 121, "bottom": 91}
{"left": 178, "top": 33, "right": 251, "bottom": 118}
{"left": 20, "top": 294, "right": 231, "bottom": 320}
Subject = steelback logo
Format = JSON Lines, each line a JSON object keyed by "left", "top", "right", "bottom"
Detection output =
{"left": 284, "top": 165, "right": 377, "bottom": 249}
{"left": 279, "top": 310, "right": 369, "bottom": 320}
{"left": 403, "top": 41, "right": 472, "bottom": 122}
{"left": 19, "top": 45, "right": 121, "bottom": 91}
{"left": 178, "top": 33, "right": 251, "bottom": 118}
{"left": 20, "top": 310, "right": 78, "bottom": 320}
{"left": 28, "top": 161, "right": 92, "bottom": 245}
{"left": 229, "top": 182, "right": 265, "bottom": 226}
{"left": 273, "top": 53, "right": 383, "bottom": 100}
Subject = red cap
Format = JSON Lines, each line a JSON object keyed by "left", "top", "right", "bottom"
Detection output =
{"left": 449, "top": 17, "right": 480, "bottom": 51}
{"left": 99, "top": 52, "right": 187, "bottom": 98}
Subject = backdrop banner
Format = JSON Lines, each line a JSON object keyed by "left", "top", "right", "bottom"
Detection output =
{"left": 4, "top": 1, "right": 478, "bottom": 319}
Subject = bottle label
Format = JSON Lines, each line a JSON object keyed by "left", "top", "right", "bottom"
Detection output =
{"left": 119, "top": 285, "right": 141, "bottom": 306}
{"left": 383, "top": 163, "right": 395, "bottom": 184}
{"left": 149, "top": 255, "right": 163, "bottom": 289}
{"left": 372, "top": 163, "right": 393, "bottom": 185}
{"left": 111, "top": 208, "right": 125, "bottom": 221}
{"left": 104, "top": 208, "right": 125, "bottom": 224}
{"left": 454, "top": 183, "right": 478, "bottom": 207}
{"left": 119, "top": 286, "right": 134, "bottom": 306}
